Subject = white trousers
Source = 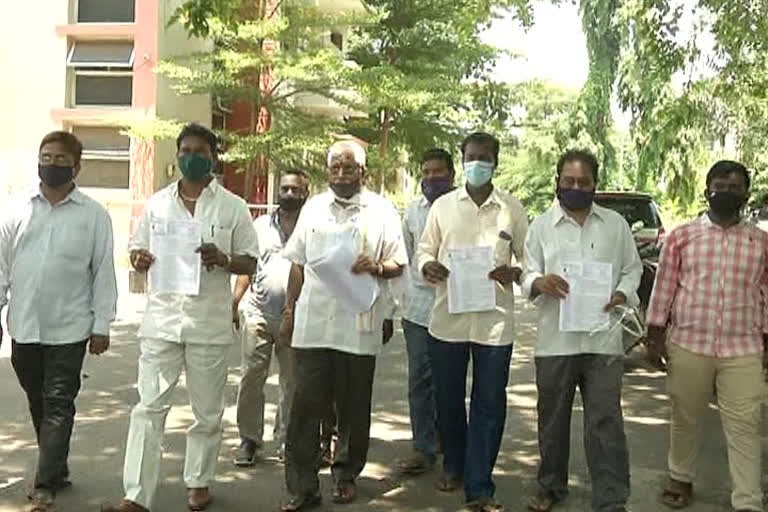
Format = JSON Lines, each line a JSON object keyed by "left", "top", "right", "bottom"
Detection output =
{"left": 123, "top": 338, "right": 230, "bottom": 509}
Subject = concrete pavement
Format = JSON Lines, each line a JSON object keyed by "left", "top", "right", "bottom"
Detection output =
{"left": 0, "top": 295, "right": 764, "bottom": 512}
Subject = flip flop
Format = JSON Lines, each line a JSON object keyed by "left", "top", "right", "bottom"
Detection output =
{"left": 527, "top": 490, "right": 560, "bottom": 512}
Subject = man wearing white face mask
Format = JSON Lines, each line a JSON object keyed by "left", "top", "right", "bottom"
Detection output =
{"left": 417, "top": 132, "right": 528, "bottom": 512}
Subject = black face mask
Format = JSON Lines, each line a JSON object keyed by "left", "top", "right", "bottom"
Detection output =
{"left": 38, "top": 164, "right": 74, "bottom": 187}
{"left": 278, "top": 196, "right": 306, "bottom": 212}
{"left": 557, "top": 187, "right": 595, "bottom": 211}
{"left": 707, "top": 191, "right": 745, "bottom": 218}
{"left": 330, "top": 181, "right": 361, "bottom": 199}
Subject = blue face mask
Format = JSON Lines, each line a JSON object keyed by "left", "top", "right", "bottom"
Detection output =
{"left": 464, "top": 160, "right": 494, "bottom": 187}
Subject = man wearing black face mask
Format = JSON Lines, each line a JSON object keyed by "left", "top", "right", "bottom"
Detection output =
{"left": 0, "top": 131, "right": 117, "bottom": 512}
{"left": 231, "top": 170, "right": 310, "bottom": 466}
{"left": 393, "top": 148, "right": 454, "bottom": 476}
{"left": 646, "top": 161, "right": 768, "bottom": 512}
{"left": 521, "top": 150, "right": 641, "bottom": 512}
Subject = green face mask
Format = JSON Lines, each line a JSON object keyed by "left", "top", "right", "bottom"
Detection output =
{"left": 179, "top": 153, "right": 213, "bottom": 182}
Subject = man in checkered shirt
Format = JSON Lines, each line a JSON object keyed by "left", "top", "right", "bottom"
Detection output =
{"left": 646, "top": 160, "right": 768, "bottom": 512}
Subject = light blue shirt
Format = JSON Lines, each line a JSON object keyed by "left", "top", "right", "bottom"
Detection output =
{"left": 402, "top": 196, "right": 434, "bottom": 327}
{"left": 0, "top": 187, "right": 117, "bottom": 344}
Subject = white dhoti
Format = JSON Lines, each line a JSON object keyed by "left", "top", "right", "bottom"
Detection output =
{"left": 122, "top": 338, "right": 229, "bottom": 509}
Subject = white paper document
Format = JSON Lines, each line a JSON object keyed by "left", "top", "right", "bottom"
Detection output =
{"left": 446, "top": 246, "right": 496, "bottom": 314}
{"left": 149, "top": 219, "right": 202, "bottom": 296}
{"left": 559, "top": 260, "right": 613, "bottom": 332}
{"left": 309, "top": 240, "right": 380, "bottom": 314}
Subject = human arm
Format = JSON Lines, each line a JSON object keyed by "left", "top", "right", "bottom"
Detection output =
{"left": 417, "top": 205, "right": 449, "bottom": 284}
{"left": 489, "top": 202, "right": 529, "bottom": 285}
{"left": 607, "top": 218, "right": 643, "bottom": 311}
{"left": 89, "top": 210, "right": 118, "bottom": 355}
{"left": 645, "top": 230, "right": 682, "bottom": 370}
{"left": 232, "top": 274, "right": 251, "bottom": 329}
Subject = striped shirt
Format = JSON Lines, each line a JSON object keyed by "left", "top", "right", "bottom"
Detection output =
{"left": 402, "top": 197, "right": 434, "bottom": 327}
{"left": 646, "top": 215, "right": 768, "bottom": 357}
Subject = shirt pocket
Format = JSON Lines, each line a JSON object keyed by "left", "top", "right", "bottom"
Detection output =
{"left": 53, "top": 222, "right": 91, "bottom": 261}
{"left": 213, "top": 225, "right": 233, "bottom": 253}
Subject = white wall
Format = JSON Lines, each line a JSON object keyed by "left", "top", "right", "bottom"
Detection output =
{"left": 0, "top": 4, "right": 69, "bottom": 201}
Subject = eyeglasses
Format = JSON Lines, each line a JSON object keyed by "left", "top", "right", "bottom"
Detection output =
{"left": 39, "top": 154, "right": 74, "bottom": 166}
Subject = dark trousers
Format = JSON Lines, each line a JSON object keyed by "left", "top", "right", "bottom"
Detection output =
{"left": 427, "top": 338, "right": 513, "bottom": 501}
{"left": 11, "top": 340, "right": 87, "bottom": 492}
{"left": 285, "top": 348, "right": 376, "bottom": 497}
{"left": 535, "top": 354, "right": 630, "bottom": 512}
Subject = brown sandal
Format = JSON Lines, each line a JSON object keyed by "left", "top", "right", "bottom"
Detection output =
{"left": 435, "top": 473, "right": 463, "bottom": 493}
{"left": 332, "top": 481, "right": 357, "bottom": 504}
{"left": 527, "top": 490, "right": 559, "bottom": 512}
{"left": 661, "top": 478, "right": 692, "bottom": 509}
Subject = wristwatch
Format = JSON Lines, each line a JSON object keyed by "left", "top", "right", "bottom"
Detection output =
{"left": 222, "top": 253, "right": 232, "bottom": 269}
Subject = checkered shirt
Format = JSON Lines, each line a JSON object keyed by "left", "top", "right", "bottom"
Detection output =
{"left": 646, "top": 215, "right": 768, "bottom": 357}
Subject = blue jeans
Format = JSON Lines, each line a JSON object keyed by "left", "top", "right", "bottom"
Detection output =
{"left": 428, "top": 338, "right": 513, "bottom": 501}
{"left": 401, "top": 319, "right": 438, "bottom": 463}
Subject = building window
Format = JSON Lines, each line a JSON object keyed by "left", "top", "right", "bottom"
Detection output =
{"left": 67, "top": 42, "right": 134, "bottom": 107}
{"left": 330, "top": 32, "right": 343, "bottom": 51}
{"left": 77, "top": 0, "right": 135, "bottom": 23}
{"left": 73, "top": 126, "right": 130, "bottom": 188}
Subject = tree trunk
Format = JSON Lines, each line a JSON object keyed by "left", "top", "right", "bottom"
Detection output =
{"left": 378, "top": 108, "right": 391, "bottom": 194}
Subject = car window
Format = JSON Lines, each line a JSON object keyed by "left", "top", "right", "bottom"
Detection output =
{"left": 594, "top": 197, "right": 661, "bottom": 229}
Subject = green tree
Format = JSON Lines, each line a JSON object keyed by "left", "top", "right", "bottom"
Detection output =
{"left": 156, "top": 0, "right": 367, "bottom": 195}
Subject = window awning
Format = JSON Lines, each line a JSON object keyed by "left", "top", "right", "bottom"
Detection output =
{"left": 67, "top": 42, "right": 135, "bottom": 68}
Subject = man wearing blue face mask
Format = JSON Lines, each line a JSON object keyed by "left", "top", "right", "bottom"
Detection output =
{"left": 393, "top": 148, "right": 455, "bottom": 476}
{"left": 521, "top": 150, "right": 641, "bottom": 512}
{"left": 103, "top": 123, "right": 259, "bottom": 512}
{"left": 417, "top": 132, "right": 528, "bottom": 512}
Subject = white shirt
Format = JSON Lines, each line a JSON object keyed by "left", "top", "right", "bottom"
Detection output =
{"left": 0, "top": 187, "right": 117, "bottom": 344}
{"left": 521, "top": 203, "right": 643, "bottom": 356}
{"left": 402, "top": 196, "right": 435, "bottom": 327}
{"left": 130, "top": 179, "right": 259, "bottom": 345}
{"left": 283, "top": 189, "right": 407, "bottom": 356}
{"left": 417, "top": 186, "right": 528, "bottom": 346}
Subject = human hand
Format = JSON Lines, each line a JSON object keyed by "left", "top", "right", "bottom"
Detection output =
{"left": 532, "top": 274, "right": 570, "bottom": 299}
{"left": 603, "top": 291, "right": 627, "bottom": 312}
{"left": 232, "top": 301, "right": 241, "bottom": 330}
{"left": 645, "top": 326, "right": 668, "bottom": 371}
{"left": 130, "top": 249, "right": 155, "bottom": 272}
{"left": 89, "top": 334, "right": 110, "bottom": 355}
{"left": 382, "top": 319, "right": 394, "bottom": 345}
{"left": 196, "top": 243, "right": 227, "bottom": 271}
{"left": 351, "top": 254, "right": 379, "bottom": 275}
{"left": 278, "top": 308, "right": 294, "bottom": 347}
{"left": 488, "top": 265, "right": 522, "bottom": 285}
{"left": 422, "top": 261, "right": 450, "bottom": 284}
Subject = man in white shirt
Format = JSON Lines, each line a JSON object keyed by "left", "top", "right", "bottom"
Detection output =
{"left": 102, "top": 124, "right": 258, "bottom": 512}
{"left": 393, "top": 148, "right": 455, "bottom": 476}
{"left": 418, "top": 132, "right": 528, "bottom": 512}
{"left": 231, "top": 169, "right": 310, "bottom": 465}
{"left": 0, "top": 131, "right": 117, "bottom": 512}
{"left": 521, "top": 150, "right": 641, "bottom": 512}
{"left": 279, "top": 140, "right": 407, "bottom": 511}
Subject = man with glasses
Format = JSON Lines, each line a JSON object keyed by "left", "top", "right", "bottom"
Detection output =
{"left": 0, "top": 131, "right": 117, "bottom": 512}
{"left": 278, "top": 140, "right": 407, "bottom": 510}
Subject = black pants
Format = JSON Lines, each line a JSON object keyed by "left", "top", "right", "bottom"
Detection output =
{"left": 535, "top": 354, "right": 630, "bottom": 512}
{"left": 285, "top": 348, "right": 376, "bottom": 497}
{"left": 11, "top": 340, "right": 87, "bottom": 492}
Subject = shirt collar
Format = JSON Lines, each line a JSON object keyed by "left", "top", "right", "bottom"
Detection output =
{"left": 699, "top": 212, "right": 748, "bottom": 230}
{"left": 551, "top": 202, "right": 605, "bottom": 226}
{"left": 32, "top": 184, "right": 85, "bottom": 205}
{"left": 456, "top": 184, "right": 502, "bottom": 208}
{"left": 174, "top": 177, "right": 218, "bottom": 199}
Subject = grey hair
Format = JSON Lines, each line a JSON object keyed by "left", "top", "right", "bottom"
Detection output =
{"left": 327, "top": 140, "right": 367, "bottom": 168}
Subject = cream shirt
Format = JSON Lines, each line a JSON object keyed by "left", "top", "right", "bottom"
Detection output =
{"left": 417, "top": 186, "right": 528, "bottom": 346}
